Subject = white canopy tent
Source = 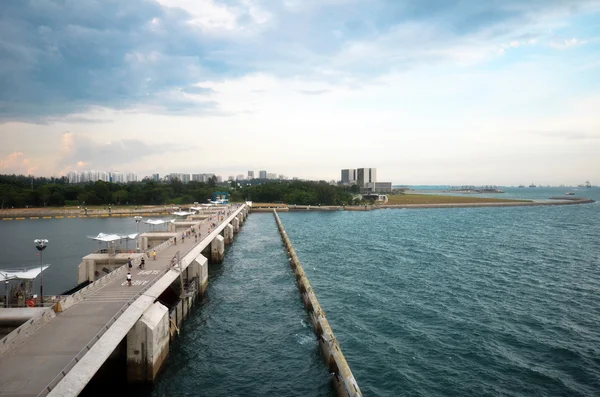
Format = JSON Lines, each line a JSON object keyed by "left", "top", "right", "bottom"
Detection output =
{"left": 0, "top": 266, "right": 50, "bottom": 282}
{"left": 173, "top": 211, "right": 196, "bottom": 217}
{"left": 87, "top": 233, "right": 139, "bottom": 250}
{"left": 143, "top": 219, "right": 174, "bottom": 231}
{"left": 143, "top": 219, "right": 174, "bottom": 225}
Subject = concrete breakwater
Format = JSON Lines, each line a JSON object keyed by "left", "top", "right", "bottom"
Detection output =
{"left": 273, "top": 210, "right": 363, "bottom": 397}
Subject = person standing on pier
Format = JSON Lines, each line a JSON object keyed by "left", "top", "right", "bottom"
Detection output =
{"left": 126, "top": 272, "right": 132, "bottom": 286}
{"left": 153, "top": 249, "right": 156, "bottom": 260}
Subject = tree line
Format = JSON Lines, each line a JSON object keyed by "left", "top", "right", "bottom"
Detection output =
{"left": 0, "top": 174, "right": 356, "bottom": 208}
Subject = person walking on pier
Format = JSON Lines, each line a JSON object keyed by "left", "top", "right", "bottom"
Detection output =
{"left": 139, "top": 258, "right": 145, "bottom": 270}
{"left": 126, "top": 272, "right": 132, "bottom": 286}
{"left": 127, "top": 258, "right": 132, "bottom": 269}
{"left": 153, "top": 249, "right": 156, "bottom": 260}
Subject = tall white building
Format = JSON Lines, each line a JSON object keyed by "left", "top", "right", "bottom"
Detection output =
{"left": 110, "top": 171, "right": 125, "bottom": 183}
{"left": 267, "top": 173, "right": 277, "bottom": 179}
{"left": 126, "top": 172, "right": 138, "bottom": 183}
{"left": 357, "top": 168, "right": 377, "bottom": 187}
{"left": 67, "top": 171, "right": 80, "bottom": 184}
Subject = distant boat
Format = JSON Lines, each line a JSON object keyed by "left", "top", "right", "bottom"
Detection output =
{"left": 475, "top": 186, "right": 504, "bottom": 193}
{"left": 529, "top": 183, "right": 536, "bottom": 188}
{"left": 565, "top": 192, "right": 575, "bottom": 196}
{"left": 518, "top": 185, "right": 525, "bottom": 188}
{"left": 585, "top": 181, "right": 592, "bottom": 188}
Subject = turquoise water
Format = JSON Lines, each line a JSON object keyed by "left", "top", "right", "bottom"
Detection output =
{"left": 278, "top": 189, "right": 600, "bottom": 396}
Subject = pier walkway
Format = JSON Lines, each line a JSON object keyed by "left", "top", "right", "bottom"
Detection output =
{"left": 0, "top": 205, "right": 244, "bottom": 397}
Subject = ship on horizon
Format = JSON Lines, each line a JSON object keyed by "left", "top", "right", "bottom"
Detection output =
{"left": 529, "top": 183, "right": 536, "bottom": 188}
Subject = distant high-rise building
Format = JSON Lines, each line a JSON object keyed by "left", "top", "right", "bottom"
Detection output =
{"left": 357, "top": 168, "right": 376, "bottom": 187}
{"left": 67, "top": 171, "right": 79, "bottom": 184}
{"left": 181, "top": 174, "right": 191, "bottom": 184}
{"left": 341, "top": 169, "right": 357, "bottom": 184}
{"left": 278, "top": 174, "right": 285, "bottom": 180}
{"left": 216, "top": 175, "right": 223, "bottom": 183}
{"left": 228, "top": 175, "right": 235, "bottom": 181}
{"left": 259, "top": 170, "right": 267, "bottom": 179}
{"left": 152, "top": 173, "right": 160, "bottom": 182}
{"left": 248, "top": 170, "right": 254, "bottom": 179}
{"left": 267, "top": 173, "right": 277, "bottom": 179}
{"left": 192, "top": 173, "right": 202, "bottom": 182}
{"left": 126, "top": 172, "right": 137, "bottom": 183}
{"left": 236, "top": 174, "right": 245, "bottom": 181}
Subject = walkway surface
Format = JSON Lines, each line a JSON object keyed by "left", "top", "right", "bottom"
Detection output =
{"left": 0, "top": 207, "right": 236, "bottom": 397}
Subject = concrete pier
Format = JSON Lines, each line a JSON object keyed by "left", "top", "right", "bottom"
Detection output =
{"left": 126, "top": 302, "right": 170, "bottom": 383}
{"left": 232, "top": 216, "right": 240, "bottom": 233}
{"left": 189, "top": 254, "right": 209, "bottom": 294}
{"left": 211, "top": 235, "right": 225, "bottom": 264}
{"left": 78, "top": 252, "right": 145, "bottom": 284}
{"left": 273, "top": 210, "right": 362, "bottom": 397}
{"left": 223, "top": 224, "right": 234, "bottom": 245}
{"left": 0, "top": 204, "right": 248, "bottom": 397}
{"left": 139, "top": 232, "right": 178, "bottom": 251}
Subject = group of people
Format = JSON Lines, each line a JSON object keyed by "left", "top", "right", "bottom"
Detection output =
{"left": 126, "top": 256, "right": 146, "bottom": 286}
{"left": 125, "top": 206, "right": 241, "bottom": 287}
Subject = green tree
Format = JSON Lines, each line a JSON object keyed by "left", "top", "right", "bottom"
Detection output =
{"left": 112, "top": 190, "right": 129, "bottom": 205}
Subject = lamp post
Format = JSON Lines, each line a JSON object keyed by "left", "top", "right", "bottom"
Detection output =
{"left": 134, "top": 216, "right": 143, "bottom": 233}
{"left": 34, "top": 239, "right": 48, "bottom": 306}
{"left": 4, "top": 280, "right": 9, "bottom": 308}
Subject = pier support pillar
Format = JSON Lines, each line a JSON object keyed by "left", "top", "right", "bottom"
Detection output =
{"left": 211, "top": 235, "right": 225, "bottom": 264}
{"left": 224, "top": 224, "right": 234, "bottom": 245}
{"left": 192, "top": 254, "right": 209, "bottom": 295}
{"left": 126, "top": 302, "right": 170, "bottom": 384}
{"left": 232, "top": 217, "right": 240, "bottom": 234}
{"left": 236, "top": 213, "right": 243, "bottom": 227}
{"left": 77, "top": 259, "right": 96, "bottom": 284}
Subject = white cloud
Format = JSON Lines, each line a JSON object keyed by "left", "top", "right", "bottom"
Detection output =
{"left": 0, "top": 152, "right": 38, "bottom": 175}
{"left": 156, "top": 0, "right": 271, "bottom": 35}
{"left": 549, "top": 38, "right": 588, "bottom": 49}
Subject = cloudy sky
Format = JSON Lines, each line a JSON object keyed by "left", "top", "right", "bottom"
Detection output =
{"left": 1, "top": 0, "right": 599, "bottom": 185}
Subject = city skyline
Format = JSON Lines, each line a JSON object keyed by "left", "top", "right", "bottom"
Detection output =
{"left": 0, "top": 1, "right": 599, "bottom": 185}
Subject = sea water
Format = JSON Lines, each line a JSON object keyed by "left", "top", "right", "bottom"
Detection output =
{"left": 2, "top": 187, "right": 599, "bottom": 396}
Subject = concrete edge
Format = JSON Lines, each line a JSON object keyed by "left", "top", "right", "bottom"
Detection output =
{"left": 0, "top": 308, "right": 56, "bottom": 356}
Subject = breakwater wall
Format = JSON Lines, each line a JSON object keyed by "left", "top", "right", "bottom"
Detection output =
{"left": 272, "top": 210, "right": 362, "bottom": 397}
